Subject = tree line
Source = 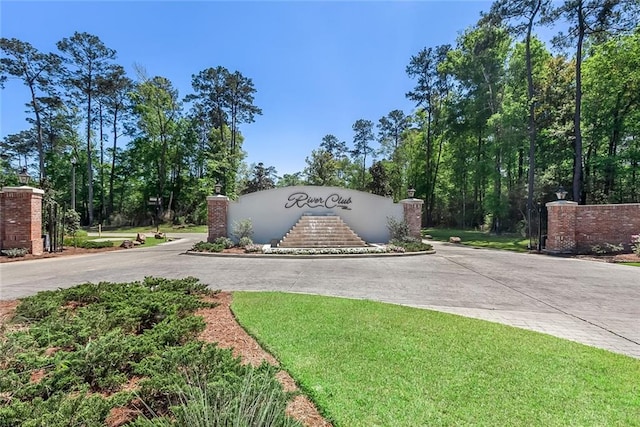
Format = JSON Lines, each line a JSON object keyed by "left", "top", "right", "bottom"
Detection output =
{"left": 2, "top": 0, "right": 639, "bottom": 233}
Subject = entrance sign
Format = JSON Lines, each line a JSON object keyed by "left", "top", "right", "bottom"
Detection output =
{"left": 227, "top": 186, "right": 405, "bottom": 243}
{"left": 285, "top": 192, "right": 352, "bottom": 210}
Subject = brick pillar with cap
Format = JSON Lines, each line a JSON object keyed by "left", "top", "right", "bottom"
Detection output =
{"left": 0, "top": 186, "right": 45, "bottom": 255}
{"left": 207, "top": 195, "right": 229, "bottom": 242}
{"left": 545, "top": 200, "right": 578, "bottom": 253}
{"left": 401, "top": 198, "right": 424, "bottom": 240}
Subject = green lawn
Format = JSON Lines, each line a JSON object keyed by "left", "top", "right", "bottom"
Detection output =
{"left": 621, "top": 262, "right": 640, "bottom": 267}
{"left": 84, "top": 224, "right": 208, "bottom": 234}
{"left": 65, "top": 235, "right": 169, "bottom": 249}
{"left": 424, "top": 228, "right": 531, "bottom": 252}
{"left": 232, "top": 292, "right": 640, "bottom": 427}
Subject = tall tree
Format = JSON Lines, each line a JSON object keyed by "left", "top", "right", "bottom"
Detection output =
{"left": 96, "top": 65, "right": 133, "bottom": 217}
{"left": 406, "top": 45, "right": 451, "bottom": 225}
{"left": 225, "top": 70, "right": 262, "bottom": 156}
{"left": 377, "top": 109, "right": 409, "bottom": 200}
{"left": 186, "top": 67, "right": 261, "bottom": 195}
{"left": 366, "top": 161, "right": 392, "bottom": 197}
{"left": 57, "top": 32, "right": 116, "bottom": 225}
{"left": 443, "top": 22, "right": 511, "bottom": 230}
{"left": 548, "top": 0, "right": 639, "bottom": 202}
{"left": 0, "top": 38, "right": 61, "bottom": 181}
{"left": 130, "top": 75, "right": 181, "bottom": 218}
{"left": 351, "top": 119, "right": 375, "bottom": 190}
{"left": 244, "top": 162, "right": 277, "bottom": 193}
{"left": 304, "top": 149, "right": 339, "bottom": 186}
{"left": 320, "top": 134, "right": 348, "bottom": 158}
{"left": 488, "top": 0, "right": 549, "bottom": 242}
{"left": 582, "top": 30, "right": 640, "bottom": 202}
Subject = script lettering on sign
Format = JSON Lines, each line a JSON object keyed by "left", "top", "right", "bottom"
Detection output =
{"left": 285, "top": 192, "right": 352, "bottom": 210}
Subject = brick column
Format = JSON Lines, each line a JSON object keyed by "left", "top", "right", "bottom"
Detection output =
{"left": 0, "top": 186, "right": 45, "bottom": 255}
{"left": 207, "top": 195, "right": 229, "bottom": 242}
{"left": 545, "top": 200, "right": 578, "bottom": 254}
{"left": 401, "top": 198, "right": 424, "bottom": 240}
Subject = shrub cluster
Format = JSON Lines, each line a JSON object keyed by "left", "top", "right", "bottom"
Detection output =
{"left": 1, "top": 248, "right": 28, "bottom": 258}
{"left": 391, "top": 240, "right": 433, "bottom": 252}
{"left": 191, "top": 241, "right": 225, "bottom": 252}
{"left": 63, "top": 235, "right": 115, "bottom": 249}
{"left": 632, "top": 234, "right": 640, "bottom": 256}
{"left": 0, "top": 277, "right": 300, "bottom": 426}
{"left": 214, "top": 236, "right": 235, "bottom": 249}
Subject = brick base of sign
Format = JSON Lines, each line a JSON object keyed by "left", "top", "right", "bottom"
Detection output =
{"left": 0, "top": 186, "right": 45, "bottom": 255}
{"left": 401, "top": 198, "right": 424, "bottom": 240}
{"left": 207, "top": 195, "right": 229, "bottom": 242}
{"left": 546, "top": 201, "right": 640, "bottom": 254}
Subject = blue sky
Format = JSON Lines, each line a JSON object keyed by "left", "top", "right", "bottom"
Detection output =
{"left": 1, "top": 1, "right": 494, "bottom": 176}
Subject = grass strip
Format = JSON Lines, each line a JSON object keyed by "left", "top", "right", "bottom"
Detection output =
{"left": 424, "top": 228, "right": 531, "bottom": 252}
{"left": 232, "top": 292, "right": 640, "bottom": 427}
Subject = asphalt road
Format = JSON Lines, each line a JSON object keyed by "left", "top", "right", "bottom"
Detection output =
{"left": 1, "top": 233, "right": 639, "bottom": 358}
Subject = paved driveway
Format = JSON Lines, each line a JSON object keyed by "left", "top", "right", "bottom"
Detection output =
{"left": 1, "top": 234, "right": 639, "bottom": 358}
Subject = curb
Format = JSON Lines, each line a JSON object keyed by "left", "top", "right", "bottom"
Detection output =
{"left": 183, "top": 250, "right": 436, "bottom": 259}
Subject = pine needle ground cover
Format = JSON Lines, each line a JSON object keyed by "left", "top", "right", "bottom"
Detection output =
{"left": 0, "top": 278, "right": 300, "bottom": 427}
{"left": 232, "top": 292, "right": 640, "bottom": 427}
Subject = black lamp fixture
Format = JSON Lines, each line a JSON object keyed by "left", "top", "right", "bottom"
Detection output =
{"left": 214, "top": 182, "right": 222, "bottom": 195}
{"left": 17, "top": 167, "right": 31, "bottom": 185}
{"left": 407, "top": 188, "right": 416, "bottom": 198}
{"left": 555, "top": 185, "right": 568, "bottom": 201}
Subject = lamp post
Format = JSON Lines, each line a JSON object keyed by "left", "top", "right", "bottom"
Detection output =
{"left": 214, "top": 182, "right": 222, "bottom": 195}
{"left": 70, "top": 156, "right": 77, "bottom": 211}
{"left": 407, "top": 188, "right": 416, "bottom": 199}
{"left": 18, "top": 167, "right": 31, "bottom": 185}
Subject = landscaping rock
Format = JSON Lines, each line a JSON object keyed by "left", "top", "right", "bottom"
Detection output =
{"left": 120, "top": 240, "right": 134, "bottom": 249}
{"left": 423, "top": 234, "right": 433, "bottom": 240}
{"left": 155, "top": 232, "right": 166, "bottom": 239}
{"left": 136, "top": 233, "right": 146, "bottom": 244}
{"left": 449, "top": 236, "right": 462, "bottom": 244}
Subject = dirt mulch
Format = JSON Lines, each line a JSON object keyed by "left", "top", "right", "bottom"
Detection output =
{"left": 0, "top": 292, "right": 332, "bottom": 427}
{"left": 575, "top": 253, "right": 640, "bottom": 263}
{"left": 197, "top": 292, "right": 331, "bottom": 427}
{"left": 0, "top": 246, "right": 122, "bottom": 263}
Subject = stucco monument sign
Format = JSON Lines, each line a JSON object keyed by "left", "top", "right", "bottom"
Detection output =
{"left": 207, "top": 186, "right": 423, "bottom": 246}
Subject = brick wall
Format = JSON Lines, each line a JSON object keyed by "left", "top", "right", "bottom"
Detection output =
{"left": 401, "top": 198, "right": 424, "bottom": 239}
{"left": 207, "top": 195, "right": 229, "bottom": 242}
{"left": 0, "top": 186, "right": 45, "bottom": 255}
{"left": 546, "top": 202, "right": 640, "bottom": 254}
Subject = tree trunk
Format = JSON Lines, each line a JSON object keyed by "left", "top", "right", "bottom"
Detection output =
{"left": 109, "top": 105, "right": 119, "bottom": 217}
{"left": 573, "top": 1, "right": 585, "bottom": 204}
{"left": 87, "top": 89, "right": 94, "bottom": 225}
{"left": 525, "top": 4, "right": 539, "bottom": 240}
{"left": 28, "top": 84, "right": 45, "bottom": 182}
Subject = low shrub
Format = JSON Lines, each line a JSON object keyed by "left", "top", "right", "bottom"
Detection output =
{"left": 191, "top": 241, "right": 225, "bottom": 253}
{"left": 238, "top": 236, "right": 253, "bottom": 248}
{"left": 0, "top": 278, "right": 304, "bottom": 427}
{"left": 232, "top": 219, "right": 254, "bottom": 240}
{"left": 398, "top": 241, "right": 433, "bottom": 252}
{"left": 632, "top": 235, "right": 640, "bottom": 256}
{"left": 1, "top": 248, "right": 28, "bottom": 258}
{"left": 80, "top": 240, "right": 115, "bottom": 249}
{"left": 62, "top": 238, "right": 115, "bottom": 249}
{"left": 590, "top": 242, "right": 624, "bottom": 255}
{"left": 386, "top": 217, "right": 410, "bottom": 242}
{"left": 244, "top": 244, "right": 263, "bottom": 253}
{"left": 214, "top": 237, "right": 234, "bottom": 249}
